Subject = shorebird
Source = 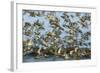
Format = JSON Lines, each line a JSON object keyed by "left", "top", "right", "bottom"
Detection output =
{"left": 69, "top": 47, "right": 80, "bottom": 59}
{"left": 69, "top": 50, "right": 74, "bottom": 56}
{"left": 63, "top": 53, "right": 70, "bottom": 60}
{"left": 23, "top": 39, "right": 33, "bottom": 55}
{"left": 27, "top": 40, "right": 33, "bottom": 46}
{"left": 57, "top": 48, "right": 62, "bottom": 55}
{"left": 74, "top": 47, "right": 79, "bottom": 53}
{"left": 37, "top": 48, "right": 41, "bottom": 55}
{"left": 47, "top": 15, "right": 64, "bottom": 31}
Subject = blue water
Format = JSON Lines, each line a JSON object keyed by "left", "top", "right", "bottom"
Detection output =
{"left": 23, "top": 54, "right": 90, "bottom": 62}
{"left": 23, "top": 55, "right": 65, "bottom": 62}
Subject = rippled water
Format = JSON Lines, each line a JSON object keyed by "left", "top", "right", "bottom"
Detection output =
{"left": 23, "top": 55, "right": 65, "bottom": 62}
{"left": 23, "top": 54, "right": 90, "bottom": 62}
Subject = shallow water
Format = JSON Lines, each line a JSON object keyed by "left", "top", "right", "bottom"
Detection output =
{"left": 23, "top": 54, "right": 90, "bottom": 62}
{"left": 23, "top": 55, "right": 64, "bottom": 62}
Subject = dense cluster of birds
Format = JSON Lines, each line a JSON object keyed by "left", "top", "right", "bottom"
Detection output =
{"left": 22, "top": 10, "right": 91, "bottom": 61}
{"left": 23, "top": 39, "right": 91, "bottom": 60}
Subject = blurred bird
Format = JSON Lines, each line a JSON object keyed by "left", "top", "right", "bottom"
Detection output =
{"left": 47, "top": 15, "right": 56, "bottom": 21}
{"left": 29, "top": 11, "right": 41, "bottom": 17}
{"left": 23, "top": 39, "right": 33, "bottom": 55}
{"left": 24, "top": 30, "right": 32, "bottom": 36}
{"left": 76, "top": 12, "right": 80, "bottom": 17}
{"left": 47, "top": 15, "right": 64, "bottom": 31}
{"left": 23, "top": 22, "right": 31, "bottom": 30}
{"left": 63, "top": 53, "right": 70, "bottom": 60}
{"left": 27, "top": 40, "right": 33, "bottom": 46}
{"left": 47, "top": 32, "right": 53, "bottom": 36}
{"left": 57, "top": 48, "right": 62, "bottom": 55}
{"left": 40, "top": 39, "right": 48, "bottom": 47}
{"left": 30, "top": 12, "right": 37, "bottom": 17}
{"left": 70, "top": 15, "right": 74, "bottom": 18}
{"left": 61, "top": 16, "right": 70, "bottom": 22}
{"left": 37, "top": 48, "right": 42, "bottom": 56}
{"left": 77, "top": 21, "right": 86, "bottom": 28}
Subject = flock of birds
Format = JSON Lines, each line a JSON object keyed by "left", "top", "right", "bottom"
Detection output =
{"left": 23, "top": 39, "right": 91, "bottom": 60}
{"left": 23, "top": 11, "right": 91, "bottom": 61}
